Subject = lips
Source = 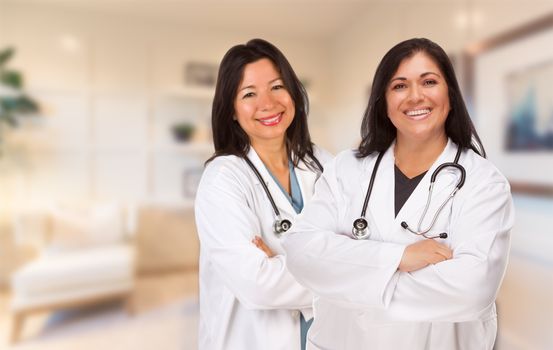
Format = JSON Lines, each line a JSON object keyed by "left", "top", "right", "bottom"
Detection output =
{"left": 404, "top": 108, "right": 431, "bottom": 120}
{"left": 257, "top": 113, "right": 283, "bottom": 126}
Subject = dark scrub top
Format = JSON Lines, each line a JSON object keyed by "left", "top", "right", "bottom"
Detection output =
{"left": 394, "top": 165, "right": 427, "bottom": 217}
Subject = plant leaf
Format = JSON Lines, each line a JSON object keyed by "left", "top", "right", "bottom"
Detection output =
{"left": 0, "top": 47, "right": 15, "bottom": 66}
{"left": 0, "top": 95, "right": 39, "bottom": 115}
{"left": 0, "top": 70, "right": 23, "bottom": 89}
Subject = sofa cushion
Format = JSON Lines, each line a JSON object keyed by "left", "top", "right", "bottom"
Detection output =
{"left": 11, "top": 244, "right": 135, "bottom": 298}
{"left": 46, "top": 203, "right": 125, "bottom": 253}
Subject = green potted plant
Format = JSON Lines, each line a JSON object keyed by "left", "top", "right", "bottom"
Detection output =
{"left": 0, "top": 47, "right": 39, "bottom": 149}
{"left": 171, "top": 122, "right": 196, "bottom": 142}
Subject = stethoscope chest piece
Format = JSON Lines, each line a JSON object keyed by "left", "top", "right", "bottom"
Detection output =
{"left": 274, "top": 217, "right": 292, "bottom": 235}
{"left": 352, "top": 217, "right": 370, "bottom": 239}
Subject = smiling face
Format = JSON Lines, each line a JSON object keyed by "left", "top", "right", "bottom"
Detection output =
{"left": 234, "top": 58, "right": 295, "bottom": 149}
{"left": 385, "top": 51, "right": 450, "bottom": 147}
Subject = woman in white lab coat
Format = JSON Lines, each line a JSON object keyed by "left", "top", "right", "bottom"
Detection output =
{"left": 195, "top": 38, "right": 331, "bottom": 350}
{"left": 282, "top": 38, "right": 514, "bottom": 350}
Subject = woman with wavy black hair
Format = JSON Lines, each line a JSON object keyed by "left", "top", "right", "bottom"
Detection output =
{"left": 195, "top": 38, "right": 331, "bottom": 350}
{"left": 283, "top": 38, "right": 513, "bottom": 350}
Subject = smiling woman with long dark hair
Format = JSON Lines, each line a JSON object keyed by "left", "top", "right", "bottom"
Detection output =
{"left": 195, "top": 38, "right": 331, "bottom": 350}
{"left": 282, "top": 38, "right": 514, "bottom": 350}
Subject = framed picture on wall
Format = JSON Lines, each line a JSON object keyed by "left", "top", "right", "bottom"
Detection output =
{"left": 464, "top": 14, "right": 553, "bottom": 197}
{"left": 185, "top": 62, "right": 218, "bottom": 88}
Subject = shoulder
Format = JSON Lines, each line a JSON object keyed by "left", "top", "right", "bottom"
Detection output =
{"left": 460, "top": 149, "right": 511, "bottom": 195}
{"left": 311, "top": 144, "right": 334, "bottom": 165}
{"left": 463, "top": 150, "right": 509, "bottom": 184}
{"left": 198, "top": 155, "right": 251, "bottom": 191}
{"left": 332, "top": 148, "right": 377, "bottom": 171}
{"left": 322, "top": 148, "right": 371, "bottom": 181}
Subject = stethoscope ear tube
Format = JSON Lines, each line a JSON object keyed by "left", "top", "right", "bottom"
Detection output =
{"left": 401, "top": 221, "right": 448, "bottom": 239}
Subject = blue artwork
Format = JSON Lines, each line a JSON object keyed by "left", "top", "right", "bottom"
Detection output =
{"left": 505, "top": 61, "right": 553, "bottom": 151}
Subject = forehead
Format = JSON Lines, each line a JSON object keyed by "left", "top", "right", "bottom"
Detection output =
{"left": 239, "top": 58, "right": 280, "bottom": 86}
{"left": 393, "top": 51, "right": 443, "bottom": 77}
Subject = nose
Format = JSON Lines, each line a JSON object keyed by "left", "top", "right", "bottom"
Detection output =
{"left": 408, "top": 85, "right": 423, "bottom": 103}
{"left": 257, "top": 90, "right": 275, "bottom": 110}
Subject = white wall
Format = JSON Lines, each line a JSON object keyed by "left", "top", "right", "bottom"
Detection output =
{"left": 325, "top": 1, "right": 553, "bottom": 152}
{"left": 0, "top": 2, "right": 332, "bottom": 211}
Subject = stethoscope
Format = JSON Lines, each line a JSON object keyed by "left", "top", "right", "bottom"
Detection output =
{"left": 244, "top": 155, "right": 324, "bottom": 236}
{"left": 352, "top": 145, "right": 466, "bottom": 240}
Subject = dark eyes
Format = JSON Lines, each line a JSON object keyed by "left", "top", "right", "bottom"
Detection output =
{"left": 390, "top": 80, "right": 438, "bottom": 91}
{"left": 391, "top": 83, "right": 407, "bottom": 90}
{"left": 240, "top": 84, "right": 286, "bottom": 99}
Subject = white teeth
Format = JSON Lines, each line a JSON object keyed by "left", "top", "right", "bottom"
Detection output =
{"left": 259, "top": 113, "right": 281, "bottom": 123}
{"left": 406, "top": 109, "right": 430, "bottom": 116}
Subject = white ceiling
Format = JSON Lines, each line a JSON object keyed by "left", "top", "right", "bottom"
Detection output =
{"left": 0, "top": 0, "right": 377, "bottom": 39}
{"left": 1, "top": 0, "right": 550, "bottom": 40}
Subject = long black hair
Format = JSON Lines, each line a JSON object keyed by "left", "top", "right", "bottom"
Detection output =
{"left": 357, "top": 38, "right": 485, "bottom": 158}
{"left": 207, "top": 38, "right": 318, "bottom": 170}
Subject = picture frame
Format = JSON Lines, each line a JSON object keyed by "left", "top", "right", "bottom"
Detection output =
{"left": 464, "top": 13, "right": 553, "bottom": 197}
{"left": 185, "top": 62, "right": 218, "bottom": 88}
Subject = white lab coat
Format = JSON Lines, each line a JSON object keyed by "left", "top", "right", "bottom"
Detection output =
{"left": 282, "top": 139, "right": 514, "bottom": 350}
{"left": 195, "top": 146, "right": 332, "bottom": 350}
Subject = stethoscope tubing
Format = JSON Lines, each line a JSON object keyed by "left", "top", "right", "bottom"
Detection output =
{"left": 244, "top": 156, "right": 283, "bottom": 219}
{"left": 244, "top": 153, "right": 323, "bottom": 235}
{"left": 360, "top": 152, "right": 385, "bottom": 219}
{"left": 354, "top": 144, "right": 465, "bottom": 240}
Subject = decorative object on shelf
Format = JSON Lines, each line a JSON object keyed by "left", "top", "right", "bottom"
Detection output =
{"left": 171, "top": 122, "right": 196, "bottom": 142}
{"left": 185, "top": 62, "right": 218, "bottom": 88}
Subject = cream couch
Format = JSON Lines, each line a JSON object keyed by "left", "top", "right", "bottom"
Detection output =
{"left": 9, "top": 203, "right": 136, "bottom": 343}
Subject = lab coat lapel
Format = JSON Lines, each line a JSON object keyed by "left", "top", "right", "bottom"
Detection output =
{"left": 294, "top": 158, "right": 320, "bottom": 205}
{"left": 246, "top": 148, "right": 296, "bottom": 219}
{"left": 394, "top": 139, "right": 461, "bottom": 231}
{"left": 365, "top": 146, "right": 396, "bottom": 240}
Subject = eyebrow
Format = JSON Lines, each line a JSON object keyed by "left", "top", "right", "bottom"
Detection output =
{"left": 238, "top": 77, "right": 283, "bottom": 92}
{"left": 389, "top": 71, "right": 442, "bottom": 83}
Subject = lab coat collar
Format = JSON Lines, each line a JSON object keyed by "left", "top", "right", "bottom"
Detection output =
{"left": 367, "top": 139, "right": 461, "bottom": 240}
{"left": 246, "top": 147, "right": 318, "bottom": 220}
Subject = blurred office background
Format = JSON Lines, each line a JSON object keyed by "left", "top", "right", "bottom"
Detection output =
{"left": 0, "top": 0, "right": 552, "bottom": 349}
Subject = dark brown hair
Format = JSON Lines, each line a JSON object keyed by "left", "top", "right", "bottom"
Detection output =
{"left": 357, "top": 38, "right": 485, "bottom": 158}
{"left": 208, "top": 38, "right": 318, "bottom": 170}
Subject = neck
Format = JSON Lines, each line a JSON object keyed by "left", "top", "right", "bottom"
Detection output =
{"left": 394, "top": 134, "right": 448, "bottom": 178}
{"left": 251, "top": 139, "right": 288, "bottom": 171}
